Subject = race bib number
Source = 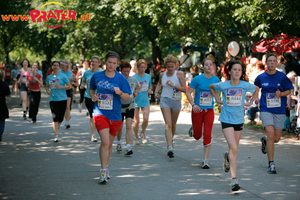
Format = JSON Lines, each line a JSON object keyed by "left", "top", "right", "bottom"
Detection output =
{"left": 130, "top": 84, "right": 135, "bottom": 93}
{"left": 50, "top": 79, "right": 59, "bottom": 89}
{"left": 266, "top": 93, "right": 281, "bottom": 108}
{"left": 172, "top": 88, "right": 181, "bottom": 100}
{"left": 22, "top": 75, "right": 26, "bottom": 83}
{"left": 139, "top": 80, "right": 148, "bottom": 92}
{"left": 226, "top": 89, "right": 242, "bottom": 106}
{"left": 97, "top": 94, "right": 113, "bottom": 110}
{"left": 200, "top": 92, "right": 213, "bottom": 106}
{"left": 87, "top": 77, "right": 91, "bottom": 89}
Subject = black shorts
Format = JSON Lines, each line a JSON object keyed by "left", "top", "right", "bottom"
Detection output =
{"left": 50, "top": 100, "right": 67, "bottom": 123}
{"left": 85, "top": 97, "right": 94, "bottom": 118}
{"left": 122, "top": 108, "right": 135, "bottom": 121}
{"left": 221, "top": 122, "right": 244, "bottom": 131}
{"left": 66, "top": 89, "right": 73, "bottom": 110}
{"left": 20, "top": 83, "right": 28, "bottom": 92}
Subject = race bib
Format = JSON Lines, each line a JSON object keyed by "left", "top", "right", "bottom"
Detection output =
{"left": 139, "top": 80, "right": 148, "bottom": 92}
{"left": 200, "top": 92, "right": 213, "bottom": 106}
{"left": 50, "top": 79, "right": 59, "bottom": 89}
{"left": 87, "top": 77, "right": 91, "bottom": 88}
{"left": 22, "top": 75, "right": 26, "bottom": 83}
{"left": 97, "top": 94, "right": 113, "bottom": 110}
{"left": 172, "top": 88, "right": 181, "bottom": 100}
{"left": 226, "top": 89, "right": 242, "bottom": 106}
{"left": 130, "top": 84, "right": 135, "bottom": 93}
{"left": 266, "top": 93, "right": 281, "bottom": 108}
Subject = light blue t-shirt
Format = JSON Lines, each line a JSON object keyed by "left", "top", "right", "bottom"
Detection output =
{"left": 59, "top": 69, "right": 72, "bottom": 81}
{"left": 37, "top": 70, "right": 43, "bottom": 78}
{"left": 133, "top": 73, "right": 151, "bottom": 108}
{"left": 90, "top": 70, "right": 132, "bottom": 121}
{"left": 190, "top": 74, "right": 220, "bottom": 109}
{"left": 11, "top": 69, "right": 19, "bottom": 78}
{"left": 254, "top": 71, "right": 293, "bottom": 114}
{"left": 83, "top": 69, "right": 101, "bottom": 99}
{"left": 46, "top": 73, "right": 69, "bottom": 101}
{"left": 214, "top": 80, "right": 256, "bottom": 124}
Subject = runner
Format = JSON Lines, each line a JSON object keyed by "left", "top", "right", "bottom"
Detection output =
{"left": 11, "top": 63, "right": 19, "bottom": 94}
{"left": 26, "top": 64, "right": 43, "bottom": 123}
{"left": 186, "top": 58, "right": 220, "bottom": 167}
{"left": 116, "top": 62, "right": 140, "bottom": 155}
{"left": 60, "top": 59, "right": 78, "bottom": 129}
{"left": 45, "top": 61, "right": 70, "bottom": 142}
{"left": 81, "top": 56, "right": 101, "bottom": 142}
{"left": 154, "top": 55, "right": 186, "bottom": 158}
{"left": 77, "top": 60, "right": 90, "bottom": 113}
{"left": 0, "top": 69, "right": 11, "bottom": 142}
{"left": 254, "top": 53, "right": 293, "bottom": 174}
{"left": 18, "top": 59, "right": 31, "bottom": 119}
{"left": 89, "top": 51, "right": 131, "bottom": 184}
{"left": 209, "top": 60, "right": 259, "bottom": 191}
{"left": 133, "top": 59, "right": 152, "bottom": 144}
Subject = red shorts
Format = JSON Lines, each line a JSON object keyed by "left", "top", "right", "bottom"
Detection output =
{"left": 93, "top": 115, "right": 122, "bottom": 136}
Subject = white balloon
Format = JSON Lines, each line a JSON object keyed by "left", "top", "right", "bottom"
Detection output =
{"left": 228, "top": 41, "right": 240, "bottom": 56}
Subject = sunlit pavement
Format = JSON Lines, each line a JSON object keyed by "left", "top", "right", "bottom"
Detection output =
{"left": 1, "top": 90, "right": 300, "bottom": 200}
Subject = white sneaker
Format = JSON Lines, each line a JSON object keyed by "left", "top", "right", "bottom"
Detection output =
{"left": 117, "top": 144, "right": 122, "bottom": 153}
{"left": 223, "top": 151, "right": 230, "bottom": 173}
{"left": 54, "top": 137, "right": 58, "bottom": 142}
{"left": 91, "top": 135, "right": 97, "bottom": 142}
{"left": 78, "top": 104, "right": 82, "bottom": 113}
{"left": 27, "top": 118, "right": 32, "bottom": 122}
{"left": 125, "top": 147, "right": 133, "bottom": 155}
{"left": 140, "top": 133, "right": 147, "bottom": 144}
{"left": 134, "top": 137, "right": 140, "bottom": 145}
{"left": 99, "top": 170, "right": 108, "bottom": 183}
{"left": 202, "top": 159, "right": 210, "bottom": 169}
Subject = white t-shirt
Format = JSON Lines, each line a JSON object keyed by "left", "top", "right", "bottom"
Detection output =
{"left": 179, "top": 54, "right": 192, "bottom": 69}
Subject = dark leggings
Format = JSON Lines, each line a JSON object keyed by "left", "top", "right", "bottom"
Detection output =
{"left": 79, "top": 88, "right": 86, "bottom": 104}
{"left": 28, "top": 91, "right": 41, "bottom": 122}
{"left": 50, "top": 100, "right": 67, "bottom": 123}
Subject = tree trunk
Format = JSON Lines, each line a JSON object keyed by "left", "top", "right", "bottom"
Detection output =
{"left": 151, "top": 41, "right": 162, "bottom": 66}
{"left": 5, "top": 50, "right": 9, "bottom": 65}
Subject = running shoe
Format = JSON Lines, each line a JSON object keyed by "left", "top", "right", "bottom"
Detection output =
{"left": 78, "top": 104, "right": 82, "bottom": 113}
{"left": 267, "top": 162, "right": 277, "bottom": 174}
{"left": 125, "top": 147, "right": 133, "bottom": 155}
{"left": 117, "top": 144, "right": 122, "bottom": 153}
{"left": 91, "top": 135, "right": 97, "bottom": 142}
{"left": 231, "top": 178, "right": 240, "bottom": 191}
{"left": 134, "top": 137, "right": 140, "bottom": 145}
{"left": 32, "top": 121, "right": 36, "bottom": 124}
{"left": 167, "top": 149, "right": 174, "bottom": 158}
{"left": 223, "top": 151, "right": 230, "bottom": 173}
{"left": 202, "top": 159, "right": 210, "bottom": 169}
{"left": 140, "top": 133, "right": 147, "bottom": 144}
{"left": 66, "top": 124, "right": 70, "bottom": 129}
{"left": 54, "top": 137, "right": 58, "bottom": 142}
{"left": 27, "top": 118, "right": 32, "bottom": 122}
{"left": 107, "top": 168, "right": 111, "bottom": 179}
{"left": 261, "top": 136, "right": 267, "bottom": 154}
{"left": 189, "top": 126, "right": 193, "bottom": 137}
{"left": 23, "top": 114, "right": 27, "bottom": 120}
{"left": 99, "top": 170, "right": 108, "bottom": 183}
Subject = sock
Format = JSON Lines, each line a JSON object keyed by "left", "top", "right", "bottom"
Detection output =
{"left": 66, "top": 121, "right": 69, "bottom": 125}
{"left": 101, "top": 168, "right": 107, "bottom": 172}
{"left": 117, "top": 140, "right": 122, "bottom": 145}
{"left": 55, "top": 135, "right": 58, "bottom": 138}
{"left": 168, "top": 146, "right": 172, "bottom": 150}
{"left": 269, "top": 161, "right": 273, "bottom": 165}
{"left": 126, "top": 144, "right": 131, "bottom": 149}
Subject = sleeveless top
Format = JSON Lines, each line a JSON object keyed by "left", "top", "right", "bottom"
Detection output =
{"left": 161, "top": 70, "right": 182, "bottom": 100}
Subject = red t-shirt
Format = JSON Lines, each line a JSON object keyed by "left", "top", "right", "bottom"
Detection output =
{"left": 4, "top": 69, "right": 11, "bottom": 80}
{"left": 28, "top": 73, "right": 42, "bottom": 90}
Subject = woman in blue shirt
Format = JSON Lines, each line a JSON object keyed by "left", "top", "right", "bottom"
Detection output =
{"left": 46, "top": 61, "right": 70, "bottom": 142}
{"left": 89, "top": 51, "right": 131, "bottom": 184}
{"left": 254, "top": 53, "right": 293, "bottom": 174}
{"left": 210, "top": 60, "right": 259, "bottom": 191}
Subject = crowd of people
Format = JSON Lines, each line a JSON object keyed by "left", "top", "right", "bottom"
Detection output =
{"left": 1, "top": 49, "right": 299, "bottom": 192}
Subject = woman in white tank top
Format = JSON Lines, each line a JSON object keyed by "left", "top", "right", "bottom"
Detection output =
{"left": 155, "top": 55, "right": 186, "bottom": 158}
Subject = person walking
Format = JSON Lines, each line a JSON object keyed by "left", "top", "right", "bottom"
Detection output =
{"left": 254, "top": 53, "right": 293, "bottom": 174}
{"left": 116, "top": 62, "right": 140, "bottom": 155}
{"left": 186, "top": 58, "right": 220, "bottom": 168}
{"left": 209, "top": 60, "right": 259, "bottom": 191}
{"left": 81, "top": 56, "right": 101, "bottom": 142}
{"left": 45, "top": 61, "right": 70, "bottom": 142}
{"left": 89, "top": 51, "right": 131, "bottom": 184}
{"left": 27, "top": 64, "right": 43, "bottom": 123}
{"left": 0, "top": 69, "right": 11, "bottom": 142}
{"left": 154, "top": 55, "right": 186, "bottom": 158}
{"left": 133, "top": 59, "right": 152, "bottom": 144}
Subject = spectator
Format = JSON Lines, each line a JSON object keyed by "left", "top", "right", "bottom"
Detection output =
{"left": 179, "top": 47, "right": 192, "bottom": 71}
{"left": 277, "top": 55, "right": 286, "bottom": 74}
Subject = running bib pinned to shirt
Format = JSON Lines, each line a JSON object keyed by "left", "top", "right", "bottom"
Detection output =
{"left": 97, "top": 94, "right": 113, "bottom": 110}
{"left": 172, "top": 88, "right": 181, "bottom": 100}
{"left": 226, "top": 89, "right": 242, "bottom": 106}
{"left": 139, "top": 80, "right": 148, "bottom": 92}
{"left": 266, "top": 93, "right": 281, "bottom": 108}
{"left": 50, "top": 79, "right": 59, "bottom": 89}
{"left": 200, "top": 92, "right": 213, "bottom": 106}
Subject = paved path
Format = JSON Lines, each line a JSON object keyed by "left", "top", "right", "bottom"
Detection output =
{"left": 1, "top": 90, "right": 299, "bottom": 200}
